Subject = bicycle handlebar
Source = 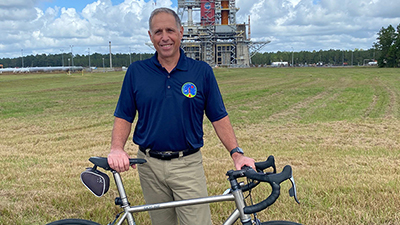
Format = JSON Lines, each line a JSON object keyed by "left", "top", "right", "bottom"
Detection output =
{"left": 239, "top": 155, "right": 276, "bottom": 192}
{"left": 226, "top": 155, "right": 300, "bottom": 214}
{"left": 255, "top": 155, "right": 277, "bottom": 173}
{"left": 243, "top": 165, "right": 297, "bottom": 214}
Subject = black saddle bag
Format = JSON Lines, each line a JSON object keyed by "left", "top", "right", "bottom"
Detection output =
{"left": 80, "top": 166, "right": 110, "bottom": 197}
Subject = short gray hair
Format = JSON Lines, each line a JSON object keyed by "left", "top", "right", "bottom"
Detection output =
{"left": 149, "top": 7, "right": 181, "bottom": 33}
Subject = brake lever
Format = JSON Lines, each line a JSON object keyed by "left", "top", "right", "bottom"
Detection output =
{"left": 288, "top": 176, "right": 300, "bottom": 204}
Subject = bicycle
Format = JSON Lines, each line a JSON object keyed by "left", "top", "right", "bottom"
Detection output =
{"left": 47, "top": 155, "right": 301, "bottom": 225}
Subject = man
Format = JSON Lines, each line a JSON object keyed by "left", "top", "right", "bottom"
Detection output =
{"left": 107, "top": 7, "right": 255, "bottom": 225}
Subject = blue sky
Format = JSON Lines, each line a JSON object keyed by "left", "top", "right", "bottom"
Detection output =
{"left": 37, "top": 0, "right": 123, "bottom": 11}
{"left": 37, "top": 0, "right": 176, "bottom": 12}
{"left": 1, "top": 0, "right": 400, "bottom": 59}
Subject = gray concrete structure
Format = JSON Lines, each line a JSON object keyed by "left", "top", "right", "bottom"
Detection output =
{"left": 177, "top": 0, "right": 270, "bottom": 67}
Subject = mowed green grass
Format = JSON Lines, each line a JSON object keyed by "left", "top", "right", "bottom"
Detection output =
{"left": 0, "top": 67, "right": 399, "bottom": 225}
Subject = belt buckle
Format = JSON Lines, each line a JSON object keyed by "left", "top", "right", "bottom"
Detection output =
{"left": 160, "top": 151, "right": 176, "bottom": 160}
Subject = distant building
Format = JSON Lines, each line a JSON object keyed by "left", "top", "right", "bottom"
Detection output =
{"left": 271, "top": 62, "right": 288, "bottom": 67}
{"left": 0, "top": 66, "right": 83, "bottom": 74}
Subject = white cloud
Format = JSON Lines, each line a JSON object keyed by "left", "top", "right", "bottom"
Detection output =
{"left": 42, "top": 8, "right": 91, "bottom": 38}
{"left": 0, "top": 0, "right": 166, "bottom": 58}
{"left": 236, "top": 0, "right": 400, "bottom": 52}
{"left": 0, "top": 0, "right": 38, "bottom": 7}
{"left": 1, "top": 0, "right": 400, "bottom": 58}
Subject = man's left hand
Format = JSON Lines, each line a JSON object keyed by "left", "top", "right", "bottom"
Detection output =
{"left": 232, "top": 153, "right": 255, "bottom": 170}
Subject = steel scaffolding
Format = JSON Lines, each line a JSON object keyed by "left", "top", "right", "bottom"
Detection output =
{"left": 177, "top": 0, "right": 269, "bottom": 67}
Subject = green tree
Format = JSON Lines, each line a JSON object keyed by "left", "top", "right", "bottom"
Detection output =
{"left": 374, "top": 24, "right": 398, "bottom": 67}
{"left": 395, "top": 24, "right": 400, "bottom": 67}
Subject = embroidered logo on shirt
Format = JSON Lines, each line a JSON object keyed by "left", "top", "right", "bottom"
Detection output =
{"left": 181, "top": 82, "right": 197, "bottom": 98}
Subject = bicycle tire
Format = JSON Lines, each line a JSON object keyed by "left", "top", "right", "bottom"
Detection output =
{"left": 46, "top": 219, "right": 101, "bottom": 225}
{"left": 261, "top": 221, "right": 302, "bottom": 225}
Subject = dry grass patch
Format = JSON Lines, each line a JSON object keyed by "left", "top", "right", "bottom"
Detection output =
{"left": 1, "top": 68, "right": 400, "bottom": 224}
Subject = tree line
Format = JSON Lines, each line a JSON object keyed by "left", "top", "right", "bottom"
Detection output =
{"left": 251, "top": 48, "right": 377, "bottom": 66}
{"left": 2, "top": 49, "right": 378, "bottom": 68}
{"left": 0, "top": 52, "right": 153, "bottom": 68}
{"left": 252, "top": 23, "right": 400, "bottom": 68}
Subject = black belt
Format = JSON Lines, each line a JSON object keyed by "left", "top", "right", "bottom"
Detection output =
{"left": 139, "top": 146, "right": 200, "bottom": 160}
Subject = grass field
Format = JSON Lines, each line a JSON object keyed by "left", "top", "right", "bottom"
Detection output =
{"left": 1, "top": 67, "right": 399, "bottom": 225}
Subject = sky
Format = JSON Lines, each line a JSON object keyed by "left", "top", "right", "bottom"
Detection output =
{"left": 1, "top": 0, "right": 400, "bottom": 59}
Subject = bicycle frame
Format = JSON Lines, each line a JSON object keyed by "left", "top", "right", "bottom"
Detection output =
{"left": 74, "top": 156, "right": 299, "bottom": 225}
{"left": 112, "top": 170, "right": 252, "bottom": 225}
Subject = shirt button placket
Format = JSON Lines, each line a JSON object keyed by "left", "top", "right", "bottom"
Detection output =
{"left": 166, "top": 74, "right": 172, "bottom": 97}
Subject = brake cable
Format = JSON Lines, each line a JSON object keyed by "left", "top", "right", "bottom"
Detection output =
{"left": 245, "top": 177, "right": 261, "bottom": 224}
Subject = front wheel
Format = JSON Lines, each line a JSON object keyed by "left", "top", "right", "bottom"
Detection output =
{"left": 46, "top": 219, "right": 101, "bottom": 225}
{"left": 261, "top": 221, "right": 302, "bottom": 225}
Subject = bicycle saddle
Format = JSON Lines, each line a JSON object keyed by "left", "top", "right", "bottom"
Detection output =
{"left": 89, "top": 157, "right": 147, "bottom": 171}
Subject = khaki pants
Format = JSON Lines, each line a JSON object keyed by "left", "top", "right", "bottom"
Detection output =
{"left": 137, "top": 150, "right": 212, "bottom": 225}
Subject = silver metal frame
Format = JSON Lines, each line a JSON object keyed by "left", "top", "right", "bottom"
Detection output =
{"left": 112, "top": 171, "right": 252, "bottom": 225}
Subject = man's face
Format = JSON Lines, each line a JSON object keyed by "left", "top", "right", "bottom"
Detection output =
{"left": 148, "top": 12, "right": 183, "bottom": 61}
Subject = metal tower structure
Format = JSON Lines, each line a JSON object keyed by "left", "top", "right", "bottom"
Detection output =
{"left": 177, "top": 0, "right": 270, "bottom": 67}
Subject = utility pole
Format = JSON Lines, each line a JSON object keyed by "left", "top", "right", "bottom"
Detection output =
{"left": 109, "top": 41, "right": 113, "bottom": 69}
{"left": 129, "top": 47, "right": 132, "bottom": 65}
{"left": 102, "top": 58, "right": 105, "bottom": 72}
{"left": 291, "top": 47, "right": 294, "bottom": 67}
{"left": 21, "top": 49, "right": 24, "bottom": 67}
{"left": 351, "top": 50, "right": 353, "bottom": 66}
{"left": 88, "top": 48, "right": 91, "bottom": 69}
{"left": 60, "top": 49, "right": 64, "bottom": 67}
{"left": 68, "top": 58, "right": 71, "bottom": 75}
{"left": 342, "top": 50, "right": 344, "bottom": 66}
{"left": 70, "top": 45, "right": 74, "bottom": 67}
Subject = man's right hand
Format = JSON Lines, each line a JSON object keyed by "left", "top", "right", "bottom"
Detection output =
{"left": 107, "top": 149, "right": 134, "bottom": 172}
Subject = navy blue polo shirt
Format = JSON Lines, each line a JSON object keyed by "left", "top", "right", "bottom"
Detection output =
{"left": 114, "top": 49, "right": 228, "bottom": 151}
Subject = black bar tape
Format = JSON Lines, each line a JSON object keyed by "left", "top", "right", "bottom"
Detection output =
{"left": 254, "top": 155, "right": 276, "bottom": 173}
{"left": 244, "top": 182, "right": 280, "bottom": 214}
